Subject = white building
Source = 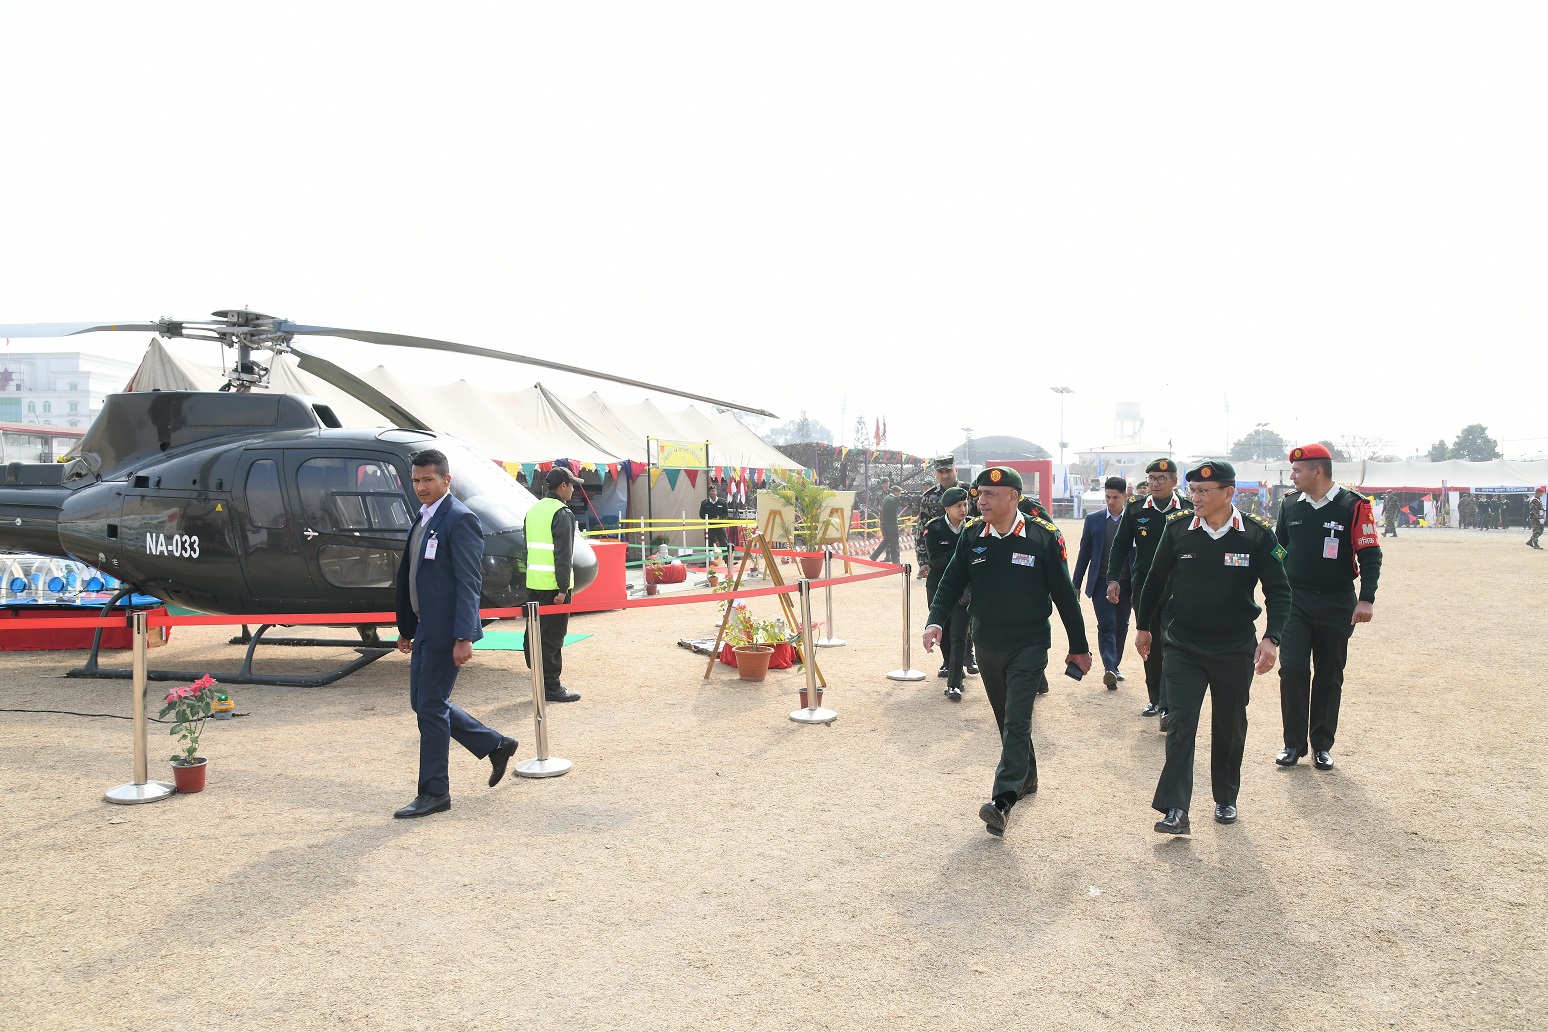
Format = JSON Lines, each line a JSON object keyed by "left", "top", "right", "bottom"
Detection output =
{"left": 0, "top": 351, "right": 137, "bottom": 430}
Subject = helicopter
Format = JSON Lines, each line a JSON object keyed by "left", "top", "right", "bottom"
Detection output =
{"left": 0, "top": 310, "right": 777, "bottom": 684}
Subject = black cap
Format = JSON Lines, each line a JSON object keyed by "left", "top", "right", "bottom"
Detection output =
{"left": 545, "top": 466, "right": 583, "bottom": 488}
{"left": 1185, "top": 459, "right": 1235, "bottom": 483}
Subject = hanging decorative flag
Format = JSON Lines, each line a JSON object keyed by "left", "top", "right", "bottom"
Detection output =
{"left": 664, "top": 468, "right": 681, "bottom": 489}
{"left": 648, "top": 467, "right": 663, "bottom": 488}
{"left": 521, "top": 463, "right": 538, "bottom": 482}
{"left": 629, "top": 461, "right": 645, "bottom": 482}
{"left": 874, "top": 418, "right": 881, "bottom": 446}
{"left": 538, "top": 461, "right": 554, "bottom": 473}
{"left": 607, "top": 462, "right": 619, "bottom": 481}
{"left": 882, "top": 417, "right": 888, "bottom": 444}
{"left": 685, "top": 469, "right": 699, "bottom": 488}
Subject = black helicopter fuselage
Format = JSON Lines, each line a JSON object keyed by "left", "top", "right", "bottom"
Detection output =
{"left": 0, "top": 391, "right": 553, "bottom": 617}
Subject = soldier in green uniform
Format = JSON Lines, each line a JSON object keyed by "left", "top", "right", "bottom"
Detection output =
{"left": 921, "top": 486, "right": 973, "bottom": 699}
{"left": 1382, "top": 490, "right": 1400, "bottom": 537}
{"left": 922, "top": 466, "right": 1091, "bottom": 837}
{"left": 1528, "top": 487, "right": 1545, "bottom": 550}
{"left": 1273, "top": 444, "right": 1382, "bottom": 771}
{"left": 1105, "top": 457, "right": 1190, "bottom": 724}
{"left": 918, "top": 456, "right": 979, "bottom": 675}
{"left": 1458, "top": 491, "right": 1476, "bottom": 530}
{"left": 1136, "top": 460, "right": 1290, "bottom": 835}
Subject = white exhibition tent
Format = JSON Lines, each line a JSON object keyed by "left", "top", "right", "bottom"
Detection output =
{"left": 122, "top": 338, "right": 804, "bottom": 532}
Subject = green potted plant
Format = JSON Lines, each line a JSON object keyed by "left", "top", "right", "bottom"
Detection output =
{"left": 769, "top": 473, "right": 838, "bottom": 578}
{"left": 159, "top": 674, "right": 220, "bottom": 793}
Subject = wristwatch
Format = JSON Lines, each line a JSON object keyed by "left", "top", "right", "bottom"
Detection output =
{"left": 1264, "top": 635, "right": 1280, "bottom": 646}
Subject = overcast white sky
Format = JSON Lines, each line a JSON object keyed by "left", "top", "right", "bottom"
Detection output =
{"left": 2, "top": 2, "right": 1543, "bottom": 460}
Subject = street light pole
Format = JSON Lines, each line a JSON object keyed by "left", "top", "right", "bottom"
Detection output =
{"left": 1051, "top": 387, "right": 1073, "bottom": 466}
{"left": 961, "top": 427, "right": 973, "bottom": 471}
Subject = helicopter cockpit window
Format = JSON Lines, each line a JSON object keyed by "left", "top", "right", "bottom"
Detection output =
{"left": 246, "top": 460, "right": 286, "bottom": 529}
{"left": 297, "top": 458, "right": 411, "bottom": 533}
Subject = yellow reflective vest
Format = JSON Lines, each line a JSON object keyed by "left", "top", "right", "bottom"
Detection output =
{"left": 524, "top": 497, "right": 565, "bottom": 591}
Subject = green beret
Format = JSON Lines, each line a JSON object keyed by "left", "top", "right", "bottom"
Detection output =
{"left": 1185, "top": 459, "right": 1236, "bottom": 483}
{"left": 974, "top": 466, "right": 1022, "bottom": 492}
{"left": 1145, "top": 457, "right": 1176, "bottom": 475}
{"left": 941, "top": 486, "right": 969, "bottom": 507}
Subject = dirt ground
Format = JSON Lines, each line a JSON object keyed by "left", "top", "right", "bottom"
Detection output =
{"left": 0, "top": 525, "right": 1543, "bottom": 1031}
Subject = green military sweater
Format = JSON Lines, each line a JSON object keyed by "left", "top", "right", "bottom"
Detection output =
{"left": 925, "top": 513, "right": 1089, "bottom": 654}
{"left": 1106, "top": 491, "right": 1190, "bottom": 592}
{"left": 1274, "top": 486, "right": 1382, "bottom": 603}
{"left": 1137, "top": 507, "right": 1290, "bottom": 651}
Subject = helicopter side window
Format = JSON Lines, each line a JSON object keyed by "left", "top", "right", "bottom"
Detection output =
{"left": 246, "top": 460, "right": 286, "bottom": 529}
{"left": 298, "top": 457, "right": 411, "bottom": 533}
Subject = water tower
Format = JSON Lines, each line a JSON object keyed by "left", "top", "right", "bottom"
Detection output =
{"left": 1115, "top": 402, "right": 1143, "bottom": 444}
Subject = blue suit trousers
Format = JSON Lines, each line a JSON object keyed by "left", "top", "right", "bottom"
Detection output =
{"left": 410, "top": 640, "right": 502, "bottom": 796}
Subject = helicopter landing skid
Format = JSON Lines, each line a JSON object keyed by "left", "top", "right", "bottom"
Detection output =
{"left": 69, "top": 609, "right": 394, "bottom": 687}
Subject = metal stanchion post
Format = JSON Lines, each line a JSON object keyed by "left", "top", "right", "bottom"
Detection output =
{"left": 105, "top": 610, "right": 173, "bottom": 804}
{"left": 790, "top": 579, "right": 837, "bottom": 724}
{"left": 886, "top": 563, "right": 926, "bottom": 681}
{"left": 516, "top": 600, "right": 572, "bottom": 778}
{"left": 815, "top": 549, "right": 845, "bottom": 648}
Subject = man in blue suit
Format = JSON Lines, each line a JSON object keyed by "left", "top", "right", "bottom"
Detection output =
{"left": 1072, "top": 476, "right": 1134, "bottom": 689}
{"left": 392, "top": 448, "right": 518, "bottom": 819}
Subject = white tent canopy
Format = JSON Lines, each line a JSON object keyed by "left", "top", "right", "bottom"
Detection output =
{"left": 122, "top": 338, "right": 804, "bottom": 535}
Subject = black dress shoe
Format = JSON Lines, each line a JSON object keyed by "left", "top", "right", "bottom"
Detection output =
{"left": 1140, "top": 703, "right": 1160, "bottom": 717}
{"left": 1313, "top": 750, "right": 1334, "bottom": 770}
{"left": 1153, "top": 808, "right": 1190, "bottom": 835}
{"left": 1103, "top": 670, "right": 1118, "bottom": 690}
{"left": 545, "top": 685, "right": 581, "bottom": 703}
{"left": 979, "top": 798, "right": 1011, "bottom": 837}
{"left": 393, "top": 793, "right": 451, "bottom": 819}
{"left": 1275, "top": 747, "right": 1304, "bottom": 767}
{"left": 966, "top": 661, "right": 979, "bottom": 675}
{"left": 938, "top": 665, "right": 949, "bottom": 679}
{"left": 488, "top": 737, "right": 519, "bottom": 787}
{"left": 1158, "top": 710, "right": 1173, "bottom": 732}
{"left": 1214, "top": 803, "right": 1238, "bottom": 825}
{"left": 945, "top": 686, "right": 963, "bottom": 702}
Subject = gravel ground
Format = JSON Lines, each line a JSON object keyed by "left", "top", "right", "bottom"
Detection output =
{"left": 0, "top": 527, "right": 1542, "bottom": 1030}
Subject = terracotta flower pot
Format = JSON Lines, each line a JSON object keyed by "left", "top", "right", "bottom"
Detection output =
{"left": 799, "top": 554, "right": 825, "bottom": 579}
{"left": 645, "top": 583, "right": 659, "bottom": 596}
{"left": 797, "top": 687, "right": 825, "bottom": 709}
{"left": 733, "top": 645, "right": 775, "bottom": 682}
{"left": 171, "top": 757, "right": 208, "bottom": 793}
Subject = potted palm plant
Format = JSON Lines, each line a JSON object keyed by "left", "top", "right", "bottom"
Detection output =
{"left": 159, "top": 674, "right": 220, "bottom": 793}
{"left": 769, "top": 473, "right": 838, "bottom": 579}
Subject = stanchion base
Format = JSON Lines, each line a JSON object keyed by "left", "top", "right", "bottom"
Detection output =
{"left": 104, "top": 781, "right": 175, "bottom": 805}
{"left": 789, "top": 706, "right": 838, "bottom": 724}
{"left": 815, "top": 637, "right": 846, "bottom": 648}
{"left": 886, "top": 669, "right": 927, "bottom": 682}
{"left": 515, "top": 757, "right": 573, "bottom": 779}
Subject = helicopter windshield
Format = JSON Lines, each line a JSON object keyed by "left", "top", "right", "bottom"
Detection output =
{"left": 439, "top": 437, "right": 537, "bottom": 532}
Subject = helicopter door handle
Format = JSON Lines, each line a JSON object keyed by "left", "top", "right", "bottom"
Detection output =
{"left": 303, "top": 529, "right": 319, "bottom": 540}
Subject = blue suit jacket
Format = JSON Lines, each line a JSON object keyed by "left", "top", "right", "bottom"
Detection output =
{"left": 395, "top": 494, "right": 487, "bottom": 649}
{"left": 1072, "top": 509, "right": 1132, "bottom": 599}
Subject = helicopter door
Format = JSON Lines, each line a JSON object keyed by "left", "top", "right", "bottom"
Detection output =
{"left": 236, "top": 453, "right": 318, "bottom": 607}
{"left": 286, "top": 453, "right": 413, "bottom": 606}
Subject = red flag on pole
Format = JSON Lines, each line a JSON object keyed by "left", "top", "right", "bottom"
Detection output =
{"left": 874, "top": 418, "right": 881, "bottom": 446}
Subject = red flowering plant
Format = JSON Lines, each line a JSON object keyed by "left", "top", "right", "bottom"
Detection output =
{"left": 159, "top": 675, "right": 219, "bottom": 766}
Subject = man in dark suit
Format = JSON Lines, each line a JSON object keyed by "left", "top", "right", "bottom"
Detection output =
{"left": 1072, "top": 476, "right": 1133, "bottom": 689}
{"left": 392, "top": 448, "right": 517, "bottom": 819}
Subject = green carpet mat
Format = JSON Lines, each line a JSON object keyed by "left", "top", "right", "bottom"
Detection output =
{"left": 473, "top": 631, "right": 591, "bottom": 651}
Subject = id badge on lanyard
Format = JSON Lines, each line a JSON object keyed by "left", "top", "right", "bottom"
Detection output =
{"left": 425, "top": 533, "right": 439, "bottom": 560}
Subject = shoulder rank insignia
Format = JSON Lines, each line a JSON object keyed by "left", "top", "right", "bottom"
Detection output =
{"left": 1127, "top": 495, "right": 1139, "bottom": 504}
{"left": 1031, "top": 515, "right": 1058, "bottom": 534}
{"left": 1245, "top": 512, "right": 1275, "bottom": 531}
{"left": 1165, "top": 509, "right": 1192, "bottom": 523}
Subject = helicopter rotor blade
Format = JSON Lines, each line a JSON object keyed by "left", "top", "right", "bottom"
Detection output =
{"left": 278, "top": 323, "right": 778, "bottom": 419}
{"left": 0, "top": 321, "right": 165, "bottom": 339}
{"left": 287, "top": 344, "right": 433, "bottom": 432}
